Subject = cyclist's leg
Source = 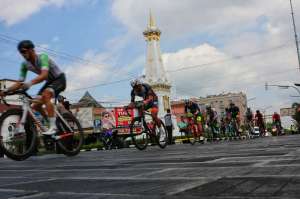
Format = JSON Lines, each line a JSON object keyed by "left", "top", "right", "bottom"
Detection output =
{"left": 41, "top": 75, "right": 66, "bottom": 134}
{"left": 150, "top": 105, "right": 160, "bottom": 127}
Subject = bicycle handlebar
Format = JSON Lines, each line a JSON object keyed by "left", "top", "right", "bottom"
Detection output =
{"left": 4, "top": 89, "right": 32, "bottom": 99}
{"left": 0, "top": 89, "right": 32, "bottom": 106}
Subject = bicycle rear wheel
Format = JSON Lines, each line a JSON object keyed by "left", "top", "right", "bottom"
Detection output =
{"left": 130, "top": 117, "right": 149, "bottom": 150}
{"left": 56, "top": 112, "right": 84, "bottom": 156}
{"left": 186, "top": 130, "right": 196, "bottom": 145}
{"left": 154, "top": 121, "right": 168, "bottom": 148}
{"left": 0, "top": 108, "right": 37, "bottom": 161}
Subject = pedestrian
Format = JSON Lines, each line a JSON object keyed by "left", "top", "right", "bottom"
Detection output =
{"left": 178, "top": 116, "right": 188, "bottom": 138}
{"left": 164, "top": 109, "right": 173, "bottom": 145}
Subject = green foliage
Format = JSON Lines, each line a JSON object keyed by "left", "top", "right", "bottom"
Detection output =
{"left": 81, "top": 141, "right": 103, "bottom": 150}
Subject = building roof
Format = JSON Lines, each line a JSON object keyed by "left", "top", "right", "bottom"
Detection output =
{"left": 0, "top": 79, "right": 18, "bottom": 82}
{"left": 71, "top": 91, "right": 103, "bottom": 108}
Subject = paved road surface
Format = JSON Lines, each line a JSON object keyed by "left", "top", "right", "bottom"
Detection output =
{"left": 1, "top": 135, "right": 300, "bottom": 198}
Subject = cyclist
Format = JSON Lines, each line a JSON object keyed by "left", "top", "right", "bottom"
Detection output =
{"left": 245, "top": 108, "right": 253, "bottom": 123}
{"left": 272, "top": 112, "right": 282, "bottom": 133}
{"left": 129, "top": 79, "right": 160, "bottom": 126}
{"left": 184, "top": 99, "right": 201, "bottom": 136}
{"left": 206, "top": 106, "right": 218, "bottom": 138}
{"left": 255, "top": 110, "right": 265, "bottom": 136}
{"left": 0, "top": 40, "right": 66, "bottom": 135}
{"left": 245, "top": 107, "right": 254, "bottom": 134}
{"left": 228, "top": 102, "right": 240, "bottom": 133}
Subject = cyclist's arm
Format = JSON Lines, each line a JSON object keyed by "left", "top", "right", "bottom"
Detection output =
{"left": 30, "top": 54, "right": 49, "bottom": 85}
{"left": 3, "top": 63, "right": 27, "bottom": 93}
{"left": 143, "top": 89, "right": 156, "bottom": 104}
{"left": 130, "top": 90, "right": 135, "bottom": 103}
{"left": 184, "top": 105, "right": 188, "bottom": 113}
{"left": 5, "top": 82, "right": 22, "bottom": 93}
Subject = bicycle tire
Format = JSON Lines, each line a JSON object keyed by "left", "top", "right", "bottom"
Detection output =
{"left": 130, "top": 117, "right": 149, "bottom": 150}
{"left": 154, "top": 121, "right": 168, "bottom": 149}
{"left": 56, "top": 112, "right": 84, "bottom": 156}
{"left": 0, "top": 108, "right": 37, "bottom": 161}
{"left": 189, "top": 132, "right": 196, "bottom": 145}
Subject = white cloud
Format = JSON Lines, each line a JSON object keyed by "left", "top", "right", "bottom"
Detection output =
{"left": 63, "top": 49, "right": 141, "bottom": 97}
{"left": 0, "top": 0, "right": 98, "bottom": 26}
{"left": 64, "top": 50, "right": 114, "bottom": 92}
{"left": 0, "top": 0, "right": 65, "bottom": 25}
{"left": 162, "top": 41, "right": 299, "bottom": 112}
{"left": 111, "top": 0, "right": 300, "bottom": 39}
{"left": 111, "top": 0, "right": 300, "bottom": 112}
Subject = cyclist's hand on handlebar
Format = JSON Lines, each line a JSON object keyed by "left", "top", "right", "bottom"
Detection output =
{"left": 0, "top": 90, "right": 5, "bottom": 97}
{"left": 20, "top": 82, "right": 32, "bottom": 90}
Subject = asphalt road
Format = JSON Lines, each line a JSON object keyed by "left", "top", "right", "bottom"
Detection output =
{"left": 1, "top": 135, "right": 300, "bottom": 199}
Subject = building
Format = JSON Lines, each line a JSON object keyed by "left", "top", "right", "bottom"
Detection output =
{"left": 0, "top": 79, "right": 21, "bottom": 114}
{"left": 197, "top": 92, "right": 247, "bottom": 121}
{"left": 171, "top": 92, "right": 247, "bottom": 123}
{"left": 143, "top": 12, "right": 171, "bottom": 118}
{"left": 70, "top": 91, "right": 105, "bottom": 131}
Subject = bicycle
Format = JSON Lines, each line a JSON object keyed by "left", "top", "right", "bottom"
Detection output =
{"left": 99, "top": 129, "right": 122, "bottom": 150}
{"left": 226, "top": 118, "right": 239, "bottom": 138}
{"left": 127, "top": 102, "right": 168, "bottom": 150}
{"left": 0, "top": 89, "right": 84, "bottom": 161}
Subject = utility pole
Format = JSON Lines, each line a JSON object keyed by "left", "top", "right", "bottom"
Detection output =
{"left": 290, "top": 0, "right": 300, "bottom": 71}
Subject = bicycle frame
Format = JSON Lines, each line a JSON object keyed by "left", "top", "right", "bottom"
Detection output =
{"left": 11, "top": 93, "right": 74, "bottom": 137}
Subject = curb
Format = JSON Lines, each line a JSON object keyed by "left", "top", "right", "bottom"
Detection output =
{"left": 174, "top": 134, "right": 255, "bottom": 145}
{"left": 79, "top": 134, "right": 258, "bottom": 152}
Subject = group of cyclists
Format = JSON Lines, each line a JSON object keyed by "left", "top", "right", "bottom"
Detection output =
{"left": 0, "top": 40, "right": 285, "bottom": 160}
{"left": 181, "top": 100, "right": 242, "bottom": 140}
{"left": 245, "top": 108, "right": 282, "bottom": 136}
{"left": 181, "top": 100, "right": 283, "bottom": 139}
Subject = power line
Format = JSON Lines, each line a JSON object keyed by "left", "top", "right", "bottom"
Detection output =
{"left": 175, "top": 67, "right": 298, "bottom": 96}
{"left": 64, "top": 76, "right": 136, "bottom": 93}
{"left": 0, "top": 33, "right": 297, "bottom": 94}
{"left": 167, "top": 42, "right": 293, "bottom": 73}
{"left": 0, "top": 34, "right": 133, "bottom": 80}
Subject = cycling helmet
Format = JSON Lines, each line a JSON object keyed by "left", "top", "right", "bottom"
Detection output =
{"left": 17, "top": 40, "right": 35, "bottom": 51}
{"left": 130, "top": 79, "right": 142, "bottom": 87}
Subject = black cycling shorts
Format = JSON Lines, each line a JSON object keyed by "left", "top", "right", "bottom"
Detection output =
{"left": 38, "top": 73, "right": 66, "bottom": 97}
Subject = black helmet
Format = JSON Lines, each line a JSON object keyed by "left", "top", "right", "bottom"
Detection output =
{"left": 17, "top": 40, "right": 35, "bottom": 51}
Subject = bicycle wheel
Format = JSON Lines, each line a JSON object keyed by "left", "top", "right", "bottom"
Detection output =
{"left": 188, "top": 125, "right": 197, "bottom": 145}
{"left": 153, "top": 121, "right": 168, "bottom": 149}
{"left": 0, "top": 108, "right": 37, "bottom": 161}
{"left": 56, "top": 112, "right": 84, "bottom": 156}
{"left": 130, "top": 117, "right": 149, "bottom": 150}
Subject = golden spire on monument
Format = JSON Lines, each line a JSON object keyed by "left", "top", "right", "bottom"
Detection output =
{"left": 143, "top": 10, "right": 161, "bottom": 41}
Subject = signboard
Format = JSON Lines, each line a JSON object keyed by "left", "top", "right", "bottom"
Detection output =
{"left": 280, "top": 108, "right": 295, "bottom": 117}
{"left": 114, "top": 107, "right": 133, "bottom": 128}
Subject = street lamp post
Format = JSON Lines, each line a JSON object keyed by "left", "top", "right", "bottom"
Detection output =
{"left": 290, "top": 0, "right": 300, "bottom": 71}
{"left": 265, "top": 82, "right": 300, "bottom": 95}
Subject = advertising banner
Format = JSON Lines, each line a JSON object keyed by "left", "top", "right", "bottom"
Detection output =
{"left": 114, "top": 107, "right": 133, "bottom": 128}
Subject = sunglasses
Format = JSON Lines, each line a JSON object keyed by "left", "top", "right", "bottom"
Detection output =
{"left": 19, "top": 49, "right": 29, "bottom": 54}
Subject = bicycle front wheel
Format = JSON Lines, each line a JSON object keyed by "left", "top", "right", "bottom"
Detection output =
{"left": 130, "top": 117, "right": 149, "bottom": 150}
{"left": 0, "top": 108, "right": 37, "bottom": 161}
{"left": 186, "top": 130, "right": 196, "bottom": 145}
{"left": 154, "top": 121, "right": 168, "bottom": 149}
{"left": 56, "top": 112, "right": 84, "bottom": 156}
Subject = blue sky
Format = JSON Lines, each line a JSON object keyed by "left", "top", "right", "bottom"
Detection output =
{"left": 1, "top": 0, "right": 300, "bottom": 121}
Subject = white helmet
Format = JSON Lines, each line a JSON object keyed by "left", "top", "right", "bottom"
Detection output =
{"left": 130, "top": 79, "right": 142, "bottom": 87}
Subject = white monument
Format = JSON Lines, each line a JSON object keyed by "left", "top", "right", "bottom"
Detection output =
{"left": 143, "top": 12, "right": 172, "bottom": 118}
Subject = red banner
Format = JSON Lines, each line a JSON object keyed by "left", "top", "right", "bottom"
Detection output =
{"left": 114, "top": 107, "right": 133, "bottom": 128}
